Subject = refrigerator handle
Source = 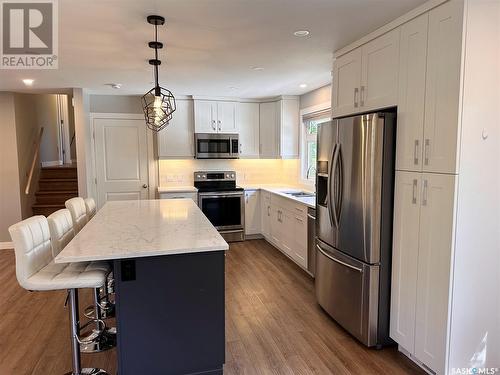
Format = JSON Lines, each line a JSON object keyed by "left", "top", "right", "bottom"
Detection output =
{"left": 316, "top": 244, "right": 363, "bottom": 273}
{"left": 327, "top": 144, "right": 337, "bottom": 227}
{"left": 330, "top": 144, "right": 341, "bottom": 229}
{"left": 335, "top": 144, "right": 344, "bottom": 226}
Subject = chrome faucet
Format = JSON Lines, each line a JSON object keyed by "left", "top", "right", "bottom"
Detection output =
{"left": 306, "top": 165, "right": 317, "bottom": 180}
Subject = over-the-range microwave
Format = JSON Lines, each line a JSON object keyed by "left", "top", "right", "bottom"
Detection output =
{"left": 195, "top": 133, "right": 239, "bottom": 159}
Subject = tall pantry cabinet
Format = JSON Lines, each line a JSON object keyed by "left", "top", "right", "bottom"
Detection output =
{"left": 334, "top": 0, "right": 500, "bottom": 374}
{"left": 391, "top": 1, "right": 463, "bottom": 374}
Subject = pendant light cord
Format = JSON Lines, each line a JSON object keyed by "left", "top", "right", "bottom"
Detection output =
{"left": 154, "top": 23, "right": 159, "bottom": 87}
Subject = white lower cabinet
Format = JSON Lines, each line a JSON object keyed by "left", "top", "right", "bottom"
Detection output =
{"left": 260, "top": 191, "right": 271, "bottom": 238}
{"left": 159, "top": 191, "right": 198, "bottom": 202}
{"left": 244, "top": 190, "right": 261, "bottom": 235}
{"left": 390, "top": 171, "right": 456, "bottom": 374}
{"left": 262, "top": 192, "right": 308, "bottom": 270}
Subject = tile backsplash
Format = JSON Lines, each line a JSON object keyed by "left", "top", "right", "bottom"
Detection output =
{"left": 158, "top": 159, "right": 300, "bottom": 186}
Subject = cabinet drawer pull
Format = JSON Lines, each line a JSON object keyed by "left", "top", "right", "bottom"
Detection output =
{"left": 354, "top": 87, "right": 359, "bottom": 108}
{"left": 360, "top": 86, "right": 365, "bottom": 107}
{"left": 295, "top": 217, "right": 303, "bottom": 223}
{"left": 422, "top": 179, "right": 428, "bottom": 206}
{"left": 412, "top": 179, "right": 418, "bottom": 204}
{"left": 424, "top": 139, "right": 430, "bottom": 166}
{"left": 414, "top": 140, "right": 419, "bottom": 165}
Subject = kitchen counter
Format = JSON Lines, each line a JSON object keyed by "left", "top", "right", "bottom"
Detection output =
{"left": 55, "top": 199, "right": 227, "bottom": 263}
{"left": 56, "top": 198, "right": 228, "bottom": 374}
{"left": 157, "top": 185, "right": 198, "bottom": 193}
{"left": 240, "top": 184, "right": 316, "bottom": 208}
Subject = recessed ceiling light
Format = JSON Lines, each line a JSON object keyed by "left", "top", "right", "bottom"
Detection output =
{"left": 299, "top": 83, "right": 308, "bottom": 88}
{"left": 251, "top": 66, "right": 264, "bottom": 71}
{"left": 106, "top": 83, "right": 122, "bottom": 89}
{"left": 293, "top": 30, "right": 310, "bottom": 37}
{"left": 22, "top": 79, "right": 34, "bottom": 86}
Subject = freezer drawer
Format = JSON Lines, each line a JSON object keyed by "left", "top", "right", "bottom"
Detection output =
{"left": 315, "top": 241, "right": 380, "bottom": 346}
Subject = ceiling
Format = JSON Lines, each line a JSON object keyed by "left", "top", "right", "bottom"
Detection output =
{"left": 0, "top": 0, "right": 427, "bottom": 98}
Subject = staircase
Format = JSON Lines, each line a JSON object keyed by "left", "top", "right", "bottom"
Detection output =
{"left": 32, "top": 166, "right": 78, "bottom": 216}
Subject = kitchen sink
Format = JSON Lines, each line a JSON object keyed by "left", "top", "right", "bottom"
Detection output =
{"left": 285, "top": 191, "right": 316, "bottom": 198}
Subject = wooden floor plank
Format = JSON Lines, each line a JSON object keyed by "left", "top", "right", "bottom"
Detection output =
{"left": 0, "top": 240, "right": 423, "bottom": 374}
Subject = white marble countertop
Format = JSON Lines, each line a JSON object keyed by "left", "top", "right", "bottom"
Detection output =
{"left": 55, "top": 199, "right": 228, "bottom": 263}
{"left": 240, "top": 184, "right": 316, "bottom": 208}
{"left": 158, "top": 186, "right": 198, "bottom": 193}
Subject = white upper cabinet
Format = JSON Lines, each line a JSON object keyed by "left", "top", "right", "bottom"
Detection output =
{"left": 423, "top": 0, "right": 464, "bottom": 174}
{"left": 217, "top": 101, "right": 238, "bottom": 133}
{"left": 279, "top": 98, "right": 300, "bottom": 158}
{"left": 194, "top": 100, "right": 217, "bottom": 133}
{"left": 415, "top": 173, "right": 456, "bottom": 374}
{"left": 332, "top": 48, "right": 362, "bottom": 116}
{"left": 157, "top": 99, "right": 195, "bottom": 159}
{"left": 360, "top": 28, "right": 400, "bottom": 111}
{"left": 194, "top": 100, "right": 238, "bottom": 134}
{"left": 332, "top": 29, "right": 400, "bottom": 117}
{"left": 396, "top": 13, "right": 429, "bottom": 171}
{"left": 259, "top": 98, "right": 299, "bottom": 159}
{"left": 259, "top": 101, "right": 279, "bottom": 158}
{"left": 238, "top": 102, "right": 260, "bottom": 158}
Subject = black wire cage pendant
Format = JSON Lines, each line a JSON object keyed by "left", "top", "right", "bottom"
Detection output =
{"left": 141, "top": 15, "right": 176, "bottom": 132}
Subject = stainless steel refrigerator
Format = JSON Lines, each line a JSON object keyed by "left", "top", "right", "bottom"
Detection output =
{"left": 315, "top": 110, "right": 396, "bottom": 348}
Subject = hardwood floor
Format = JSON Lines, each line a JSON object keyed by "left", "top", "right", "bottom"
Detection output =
{"left": 0, "top": 240, "right": 423, "bottom": 374}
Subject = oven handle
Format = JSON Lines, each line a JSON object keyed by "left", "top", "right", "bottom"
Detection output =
{"left": 199, "top": 192, "right": 244, "bottom": 198}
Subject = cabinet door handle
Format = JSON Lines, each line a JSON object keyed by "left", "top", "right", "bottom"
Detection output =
{"left": 267, "top": 206, "right": 270, "bottom": 217}
{"left": 354, "top": 88, "right": 359, "bottom": 108}
{"left": 424, "top": 139, "right": 430, "bottom": 166}
{"left": 414, "top": 140, "right": 419, "bottom": 165}
{"left": 360, "top": 86, "right": 365, "bottom": 107}
{"left": 211, "top": 120, "right": 216, "bottom": 130}
{"left": 295, "top": 217, "right": 303, "bottom": 223}
{"left": 422, "top": 179, "right": 428, "bottom": 206}
{"left": 412, "top": 179, "right": 418, "bottom": 204}
{"left": 218, "top": 120, "right": 222, "bottom": 131}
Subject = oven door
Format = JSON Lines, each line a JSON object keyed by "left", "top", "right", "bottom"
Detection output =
{"left": 198, "top": 191, "right": 244, "bottom": 231}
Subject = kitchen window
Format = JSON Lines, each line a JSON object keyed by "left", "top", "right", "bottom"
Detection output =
{"left": 301, "top": 110, "right": 331, "bottom": 183}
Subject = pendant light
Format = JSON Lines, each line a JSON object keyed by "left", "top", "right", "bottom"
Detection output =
{"left": 141, "top": 15, "right": 176, "bottom": 132}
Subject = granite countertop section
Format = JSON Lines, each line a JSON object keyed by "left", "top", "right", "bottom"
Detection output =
{"left": 240, "top": 184, "right": 316, "bottom": 208}
{"left": 158, "top": 186, "right": 198, "bottom": 193}
{"left": 55, "top": 199, "right": 228, "bottom": 263}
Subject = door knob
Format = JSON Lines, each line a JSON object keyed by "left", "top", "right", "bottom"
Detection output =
{"left": 142, "top": 184, "right": 148, "bottom": 188}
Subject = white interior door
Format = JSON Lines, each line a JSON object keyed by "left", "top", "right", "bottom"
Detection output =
{"left": 94, "top": 117, "right": 149, "bottom": 208}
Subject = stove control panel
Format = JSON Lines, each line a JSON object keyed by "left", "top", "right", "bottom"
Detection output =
{"left": 194, "top": 171, "right": 236, "bottom": 182}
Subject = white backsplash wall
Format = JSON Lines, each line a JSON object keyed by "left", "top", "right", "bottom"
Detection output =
{"left": 158, "top": 159, "right": 300, "bottom": 187}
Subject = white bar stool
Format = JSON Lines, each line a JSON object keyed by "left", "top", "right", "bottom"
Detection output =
{"left": 84, "top": 198, "right": 97, "bottom": 220}
{"left": 9, "top": 216, "right": 110, "bottom": 375}
{"left": 47, "top": 209, "right": 116, "bottom": 353}
{"left": 65, "top": 197, "right": 88, "bottom": 234}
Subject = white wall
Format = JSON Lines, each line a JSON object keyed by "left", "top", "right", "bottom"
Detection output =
{"left": 13, "top": 94, "right": 40, "bottom": 219}
{"left": 0, "top": 93, "right": 22, "bottom": 242}
{"left": 448, "top": 1, "right": 500, "bottom": 371}
{"left": 35, "top": 94, "right": 59, "bottom": 164}
{"left": 299, "top": 84, "right": 331, "bottom": 110}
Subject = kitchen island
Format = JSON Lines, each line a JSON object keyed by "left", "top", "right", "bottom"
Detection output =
{"left": 56, "top": 199, "right": 229, "bottom": 375}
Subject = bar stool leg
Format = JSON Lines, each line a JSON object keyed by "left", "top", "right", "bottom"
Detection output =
{"left": 80, "top": 288, "right": 116, "bottom": 354}
{"left": 65, "top": 289, "right": 109, "bottom": 375}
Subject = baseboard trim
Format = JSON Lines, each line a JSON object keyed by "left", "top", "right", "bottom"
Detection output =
{"left": 42, "top": 160, "right": 63, "bottom": 167}
{"left": 0, "top": 242, "right": 13, "bottom": 250}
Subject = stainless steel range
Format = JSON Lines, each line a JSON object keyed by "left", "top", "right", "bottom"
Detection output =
{"left": 194, "top": 171, "right": 245, "bottom": 242}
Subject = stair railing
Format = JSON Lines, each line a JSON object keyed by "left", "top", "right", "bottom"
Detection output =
{"left": 25, "top": 127, "right": 44, "bottom": 195}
